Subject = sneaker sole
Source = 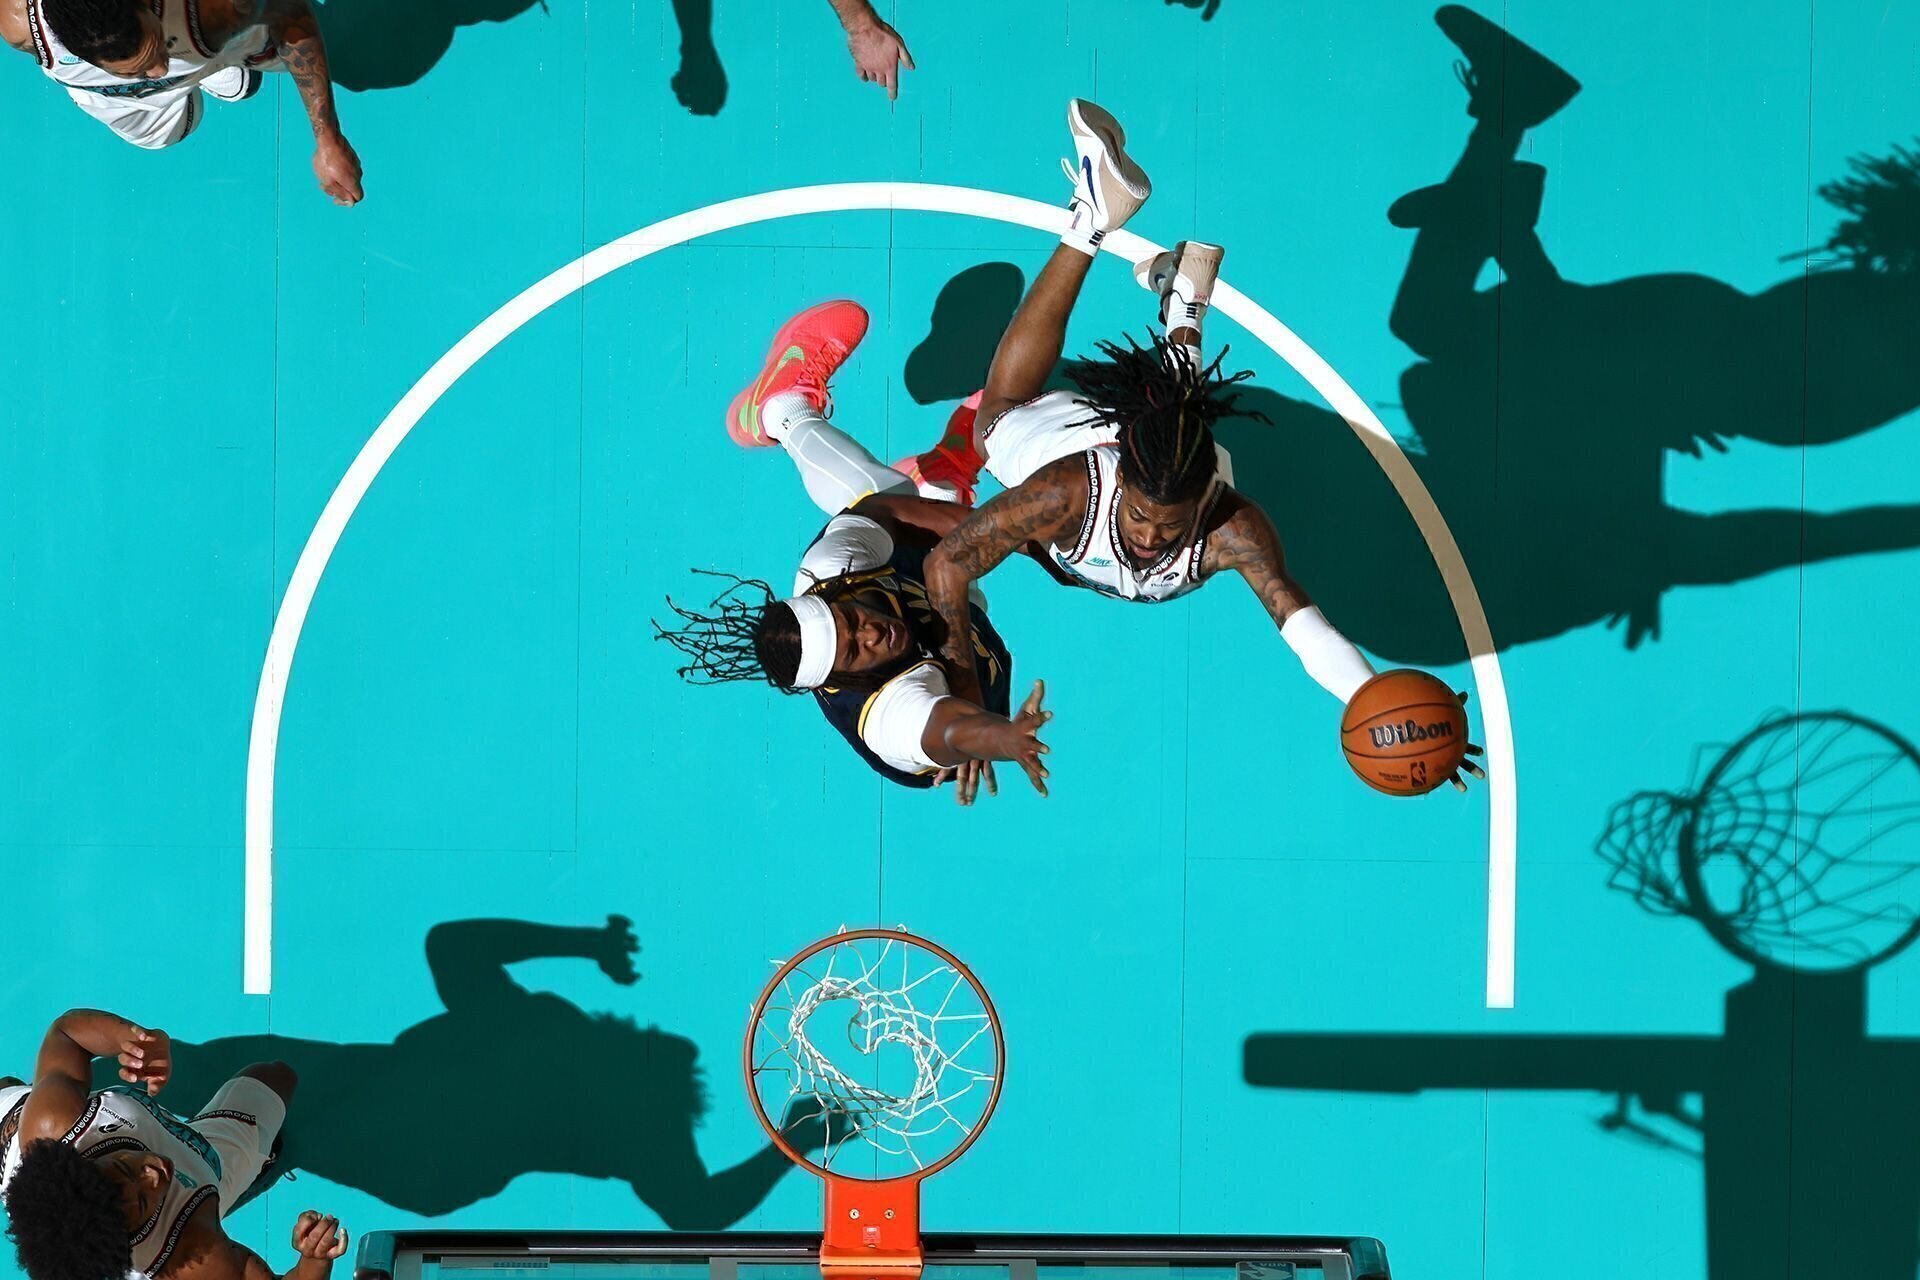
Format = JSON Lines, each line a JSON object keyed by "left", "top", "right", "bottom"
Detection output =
{"left": 1068, "top": 99, "right": 1151, "bottom": 201}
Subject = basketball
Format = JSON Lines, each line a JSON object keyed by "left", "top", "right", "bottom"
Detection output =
{"left": 1340, "top": 669, "right": 1468, "bottom": 796}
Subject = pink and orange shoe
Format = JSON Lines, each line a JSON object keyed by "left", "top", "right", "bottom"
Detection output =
{"left": 726, "top": 300, "right": 870, "bottom": 447}
{"left": 894, "top": 393, "right": 986, "bottom": 506}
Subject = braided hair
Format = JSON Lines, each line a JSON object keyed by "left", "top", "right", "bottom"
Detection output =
{"left": 653, "top": 572, "right": 805, "bottom": 692}
{"left": 653, "top": 569, "right": 915, "bottom": 695}
{"left": 1065, "top": 332, "right": 1267, "bottom": 505}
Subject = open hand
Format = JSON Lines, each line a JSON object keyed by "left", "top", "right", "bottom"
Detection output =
{"left": 117, "top": 1027, "right": 170, "bottom": 1096}
{"left": 291, "top": 1212, "right": 349, "bottom": 1261}
{"left": 844, "top": 17, "right": 913, "bottom": 99}
{"left": 1005, "top": 680, "right": 1052, "bottom": 797}
{"left": 932, "top": 759, "right": 996, "bottom": 807}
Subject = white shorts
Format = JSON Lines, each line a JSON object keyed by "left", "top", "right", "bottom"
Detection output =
{"left": 979, "top": 391, "right": 1118, "bottom": 488}
{"left": 194, "top": 1075, "right": 288, "bottom": 1209}
{"left": 980, "top": 389, "right": 1234, "bottom": 488}
{"left": 67, "top": 63, "right": 265, "bottom": 150}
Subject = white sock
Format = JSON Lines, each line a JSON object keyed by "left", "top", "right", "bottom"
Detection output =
{"left": 759, "top": 390, "right": 819, "bottom": 443}
{"left": 1061, "top": 201, "right": 1104, "bottom": 257}
{"left": 772, "top": 397, "right": 915, "bottom": 515}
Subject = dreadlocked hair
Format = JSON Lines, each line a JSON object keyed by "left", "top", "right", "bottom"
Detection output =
{"left": 1065, "top": 332, "right": 1268, "bottom": 505}
{"left": 5, "top": 1140, "right": 131, "bottom": 1280}
{"left": 653, "top": 571, "right": 805, "bottom": 692}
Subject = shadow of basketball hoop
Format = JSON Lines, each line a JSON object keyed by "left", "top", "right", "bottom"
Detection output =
{"left": 1244, "top": 710, "right": 1920, "bottom": 1280}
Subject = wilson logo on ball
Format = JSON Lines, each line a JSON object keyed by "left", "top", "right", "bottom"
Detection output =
{"left": 1367, "top": 718, "right": 1457, "bottom": 749}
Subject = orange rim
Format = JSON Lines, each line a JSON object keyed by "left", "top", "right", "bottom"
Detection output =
{"left": 742, "top": 927, "right": 1005, "bottom": 1183}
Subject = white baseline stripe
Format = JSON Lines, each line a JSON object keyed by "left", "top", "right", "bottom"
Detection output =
{"left": 243, "top": 182, "right": 1518, "bottom": 1006}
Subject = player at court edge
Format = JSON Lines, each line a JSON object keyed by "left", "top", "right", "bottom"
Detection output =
{"left": 1, "top": 0, "right": 362, "bottom": 204}
{"left": 2, "top": 1009, "right": 352, "bottom": 1280}
{"left": 909, "top": 99, "right": 1485, "bottom": 792}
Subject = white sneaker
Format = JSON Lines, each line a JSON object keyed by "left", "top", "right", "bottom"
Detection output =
{"left": 1133, "top": 240, "right": 1223, "bottom": 328}
{"left": 204, "top": 64, "right": 263, "bottom": 102}
{"left": 1061, "top": 99, "right": 1150, "bottom": 249}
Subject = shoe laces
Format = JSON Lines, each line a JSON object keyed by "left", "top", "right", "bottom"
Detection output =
{"left": 1452, "top": 59, "right": 1479, "bottom": 94}
{"left": 794, "top": 341, "right": 849, "bottom": 406}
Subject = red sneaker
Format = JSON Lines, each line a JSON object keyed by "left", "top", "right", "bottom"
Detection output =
{"left": 726, "top": 300, "right": 870, "bottom": 448}
{"left": 894, "top": 393, "right": 986, "bottom": 506}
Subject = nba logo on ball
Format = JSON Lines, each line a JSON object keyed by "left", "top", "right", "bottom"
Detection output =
{"left": 1340, "top": 669, "right": 1469, "bottom": 796}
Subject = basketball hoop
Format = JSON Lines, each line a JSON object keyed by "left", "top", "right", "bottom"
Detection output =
{"left": 744, "top": 928, "right": 1004, "bottom": 1280}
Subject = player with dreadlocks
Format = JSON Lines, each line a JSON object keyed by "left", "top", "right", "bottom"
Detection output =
{"left": 913, "top": 100, "right": 1485, "bottom": 790}
{"left": 654, "top": 300, "right": 1054, "bottom": 806}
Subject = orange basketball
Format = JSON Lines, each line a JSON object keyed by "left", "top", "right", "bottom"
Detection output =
{"left": 1340, "top": 669, "right": 1468, "bottom": 796}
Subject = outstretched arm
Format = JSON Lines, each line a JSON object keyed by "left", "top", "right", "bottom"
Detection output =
{"left": 1204, "top": 500, "right": 1375, "bottom": 703}
{"left": 21, "top": 1010, "right": 170, "bottom": 1142}
{"left": 426, "top": 917, "right": 638, "bottom": 1014}
{"left": 923, "top": 458, "right": 1082, "bottom": 704}
{"left": 201, "top": 0, "right": 360, "bottom": 204}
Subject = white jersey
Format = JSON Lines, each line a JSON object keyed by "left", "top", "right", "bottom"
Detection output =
{"left": 0, "top": 1078, "right": 285, "bottom": 1278}
{"left": 979, "top": 390, "right": 1228, "bottom": 604}
{"left": 24, "top": 0, "right": 272, "bottom": 98}
{"left": 1046, "top": 443, "right": 1221, "bottom": 603}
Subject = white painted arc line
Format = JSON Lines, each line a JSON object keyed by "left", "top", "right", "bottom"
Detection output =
{"left": 242, "top": 181, "right": 1518, "bottom": 1007}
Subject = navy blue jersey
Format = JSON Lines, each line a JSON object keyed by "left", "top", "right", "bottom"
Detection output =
{"left": 804, "top": 537, "right": 1013, "bottom": 789}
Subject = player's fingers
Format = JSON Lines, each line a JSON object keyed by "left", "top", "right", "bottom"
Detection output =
{"left": 1466, "top": 743, "right": 1484, "bottom": 756}
{"left": 1018, "top": 756, "right": 1047, "bottom": 795}
{"left": 900, "top": 41, "right": 914, "bottom": 70}
{"left": 983, "top": 762, "right": 998, "bottom": 796}
{"left": 329, "top": 1226, "right": 350, "bottom": 1258}
{"left": 884, "top": 66, "right": 897, "bottom": 98}
{"left": 1460, "top": 758, "right": 1487, "bottom": 779}
{"left": 1450, "top": 774, "right": 1468, "bottom": 793}
{"left": 1457, "top": 689, "right": 1471, "bottom": 706}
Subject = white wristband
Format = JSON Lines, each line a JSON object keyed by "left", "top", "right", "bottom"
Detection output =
{"left": 1280, "top": 605, "right": 1376, "bottom": 703}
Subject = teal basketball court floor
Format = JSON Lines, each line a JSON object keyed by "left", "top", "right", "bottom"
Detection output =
{"left": 4, "top": 1, "right": 1919, "bottom": 1277}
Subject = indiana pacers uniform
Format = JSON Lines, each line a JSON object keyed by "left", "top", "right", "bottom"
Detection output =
{"left": 23, "top": 0, "right": 276, "bottom": 149}
{"left": 979, "top": 389, "right": 1233, "bottom": 603}
{"left": 0, "top": 1078, "right": 285, "bottom": 1275}
{"left": 793, "top": 513, "right": 1013, "bottom": 787}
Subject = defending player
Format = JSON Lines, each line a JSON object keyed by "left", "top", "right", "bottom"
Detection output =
{"left": 0, "top": 0, "right": 362, "bottom": 203}
{"left": 655, "top": 301, "right": 1051, "bottom": 806}
{"left": 911, "top": 100, "right": 1485, "bottom": 790}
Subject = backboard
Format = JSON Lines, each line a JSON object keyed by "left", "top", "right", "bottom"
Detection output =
{"left": 353, "top": 1232, "right": 1390, "bottom": 1280}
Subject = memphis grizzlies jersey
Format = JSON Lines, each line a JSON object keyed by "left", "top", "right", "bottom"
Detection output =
{"left": 24, "top": 0, "right": 272, "bottom": 97}
{"left": 0, "top": 1084, "right": 225, "bottom": 1277}
{"left": 800, "top": 527, "right": 1013, "bottom": 789}
{"left": 1048, "top": 444, "right": 1222, "bottom": 603}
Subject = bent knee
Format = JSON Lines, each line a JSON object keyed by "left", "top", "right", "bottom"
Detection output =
{"left": 239, "top": 1060, "right": 298, "bottom": 1101}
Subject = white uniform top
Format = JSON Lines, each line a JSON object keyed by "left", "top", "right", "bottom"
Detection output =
{"left": 979, "top": 390, "right": 1227, "bottom": 604}
{"left": 1046, "top": 443, "right": 1221, "bottom": 603}
{"left": 0, "top": 1078, "right": 285, "bottom": 1279}
{"left": 794, "top": 514, "right": 952, "bottom": 776}
{"left": 23, "top": 0, "right": 271, "bottom": 97}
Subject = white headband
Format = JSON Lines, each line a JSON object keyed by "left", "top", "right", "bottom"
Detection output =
{"left": 782, "top": 594, "right": 837, "bottom": 690}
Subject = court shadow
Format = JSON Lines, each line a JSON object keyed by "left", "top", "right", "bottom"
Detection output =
{"left": 1163, "top": 0, "right": 1221, "bottom": 17}
{"left": 313, "top": 0, "right": 548, "bottom": 92}
{"left": 1242, "top": 710, "right": 1920, "bottom": 1280}
{"left": 122, "top": 917, "right": 832, "bottom": 1224}
{"left": 906, "top": 264, "right": 1027, "bottom": 405}
{"left": 315, "top": 0, "right": 722, "bottom": 107}
{"left": 1221, "top": 8, "right": 1920, "bottom": 662}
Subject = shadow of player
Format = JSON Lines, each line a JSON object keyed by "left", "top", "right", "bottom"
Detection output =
{"left": 1244, "top": 709, "right": 1920, "bottom": 1280}
{"left": 315, "top": 0, "right": 723, "bottom": 111}
{"left": 123, "top": 916, "right": 836, "bottom": 1224}
{"left": 1217, "top": 7, "right": 1920, "bottom": 663}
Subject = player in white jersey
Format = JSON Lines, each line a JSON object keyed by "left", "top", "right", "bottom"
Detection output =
{"left": 2, "top": 1009, "right": 351, "bottom": 1280}
{"left": 0, "top": 0, "right": 361, "bottom": 203}
{"left": 915, "top": 99, "right": 1484, "bottom": 789}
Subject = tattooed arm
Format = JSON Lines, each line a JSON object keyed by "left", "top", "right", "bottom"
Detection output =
{"left": 203, "top": 0, "right": 361, "bottom": 204}
{"left": 923, "top": 456, "right": 1084, "bottom": 704}
{"left": 1204, "top": 495, "right": 1376, "bottom": 703}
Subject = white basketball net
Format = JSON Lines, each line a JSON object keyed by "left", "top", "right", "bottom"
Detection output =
{"left": 750, "top": 932, "right": 998, "bottom": 1174}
